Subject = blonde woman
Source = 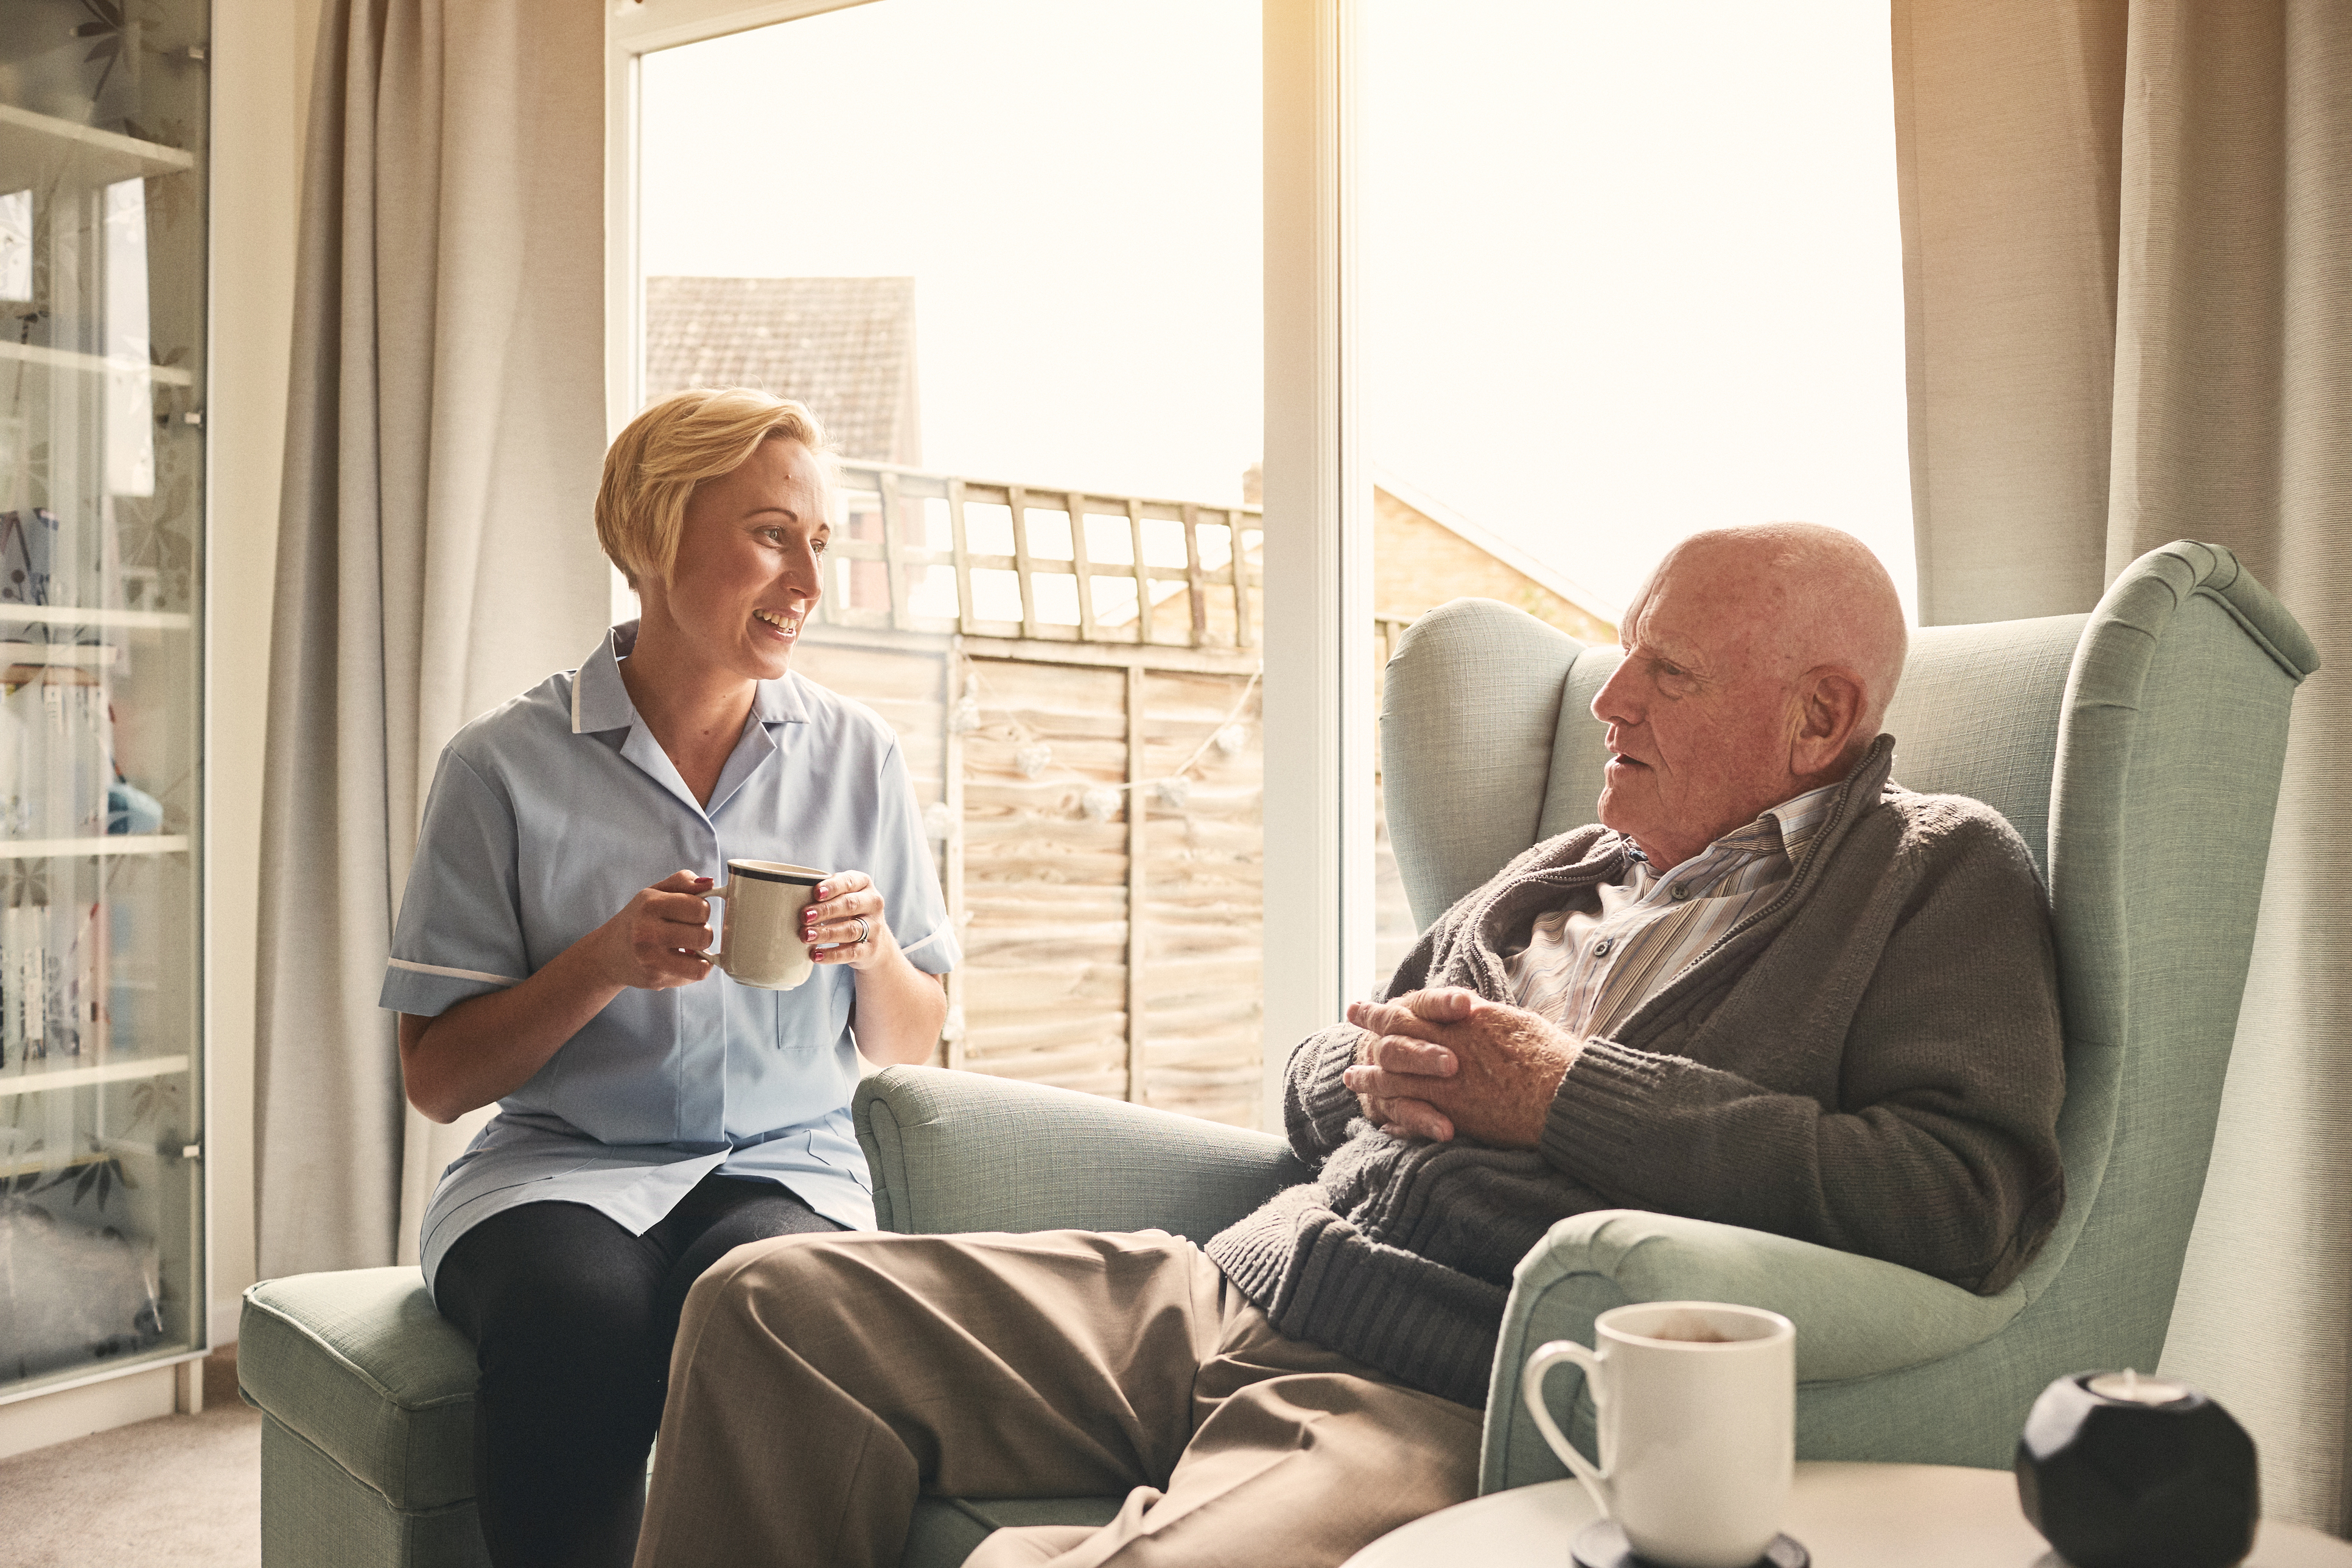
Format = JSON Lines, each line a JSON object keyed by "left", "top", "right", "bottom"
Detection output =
{"left": 382, "top": 388, "right": 956, "bottom": 1568}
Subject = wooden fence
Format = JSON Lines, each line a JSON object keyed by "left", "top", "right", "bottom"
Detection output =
{"left": 794, "top": 464, "right": 1447, "bottom": 1132}
{"left": 824, "top": 460, "right": 1261, "bottom": 649}
{"left": 793, "top": 461, "right": 1269, "bottom": 1129}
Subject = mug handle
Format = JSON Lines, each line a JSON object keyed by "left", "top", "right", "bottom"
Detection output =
{"left": 1523, "top": 1339, "right": 1612, "bottom": 1521}
{"left": 695, "top": 881, "right": 734, "bottom": 978}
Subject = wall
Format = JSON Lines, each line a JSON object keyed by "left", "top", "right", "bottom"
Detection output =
{"left": 1372, "top": 487, "right": 1615, "bottom": 643}
{"left": 209, "top": 0, "right": 317, "bottom": 1346}
{"left": 0, "top": 0, "right": 313, "bottom": 1461}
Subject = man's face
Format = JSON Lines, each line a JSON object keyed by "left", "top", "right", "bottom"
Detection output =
{"left": 1588, "top": 552, "right": 1802, "bottom": 870}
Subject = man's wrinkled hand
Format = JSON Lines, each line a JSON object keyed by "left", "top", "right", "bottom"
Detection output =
{"left": 1347, "top": 1018, "right": 1457, "bottom": 1141}
{"left": 1340, "top": 987, "right": 1579, "bottom": 1149}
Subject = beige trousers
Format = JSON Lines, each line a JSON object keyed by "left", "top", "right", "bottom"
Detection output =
{"left": 631, "top": 1229, "right": 1482, "bottom": 1568}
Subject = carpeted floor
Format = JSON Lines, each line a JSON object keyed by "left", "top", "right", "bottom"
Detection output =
{"left": 0, "top": 1350, "right": 257, "bottom": 1568}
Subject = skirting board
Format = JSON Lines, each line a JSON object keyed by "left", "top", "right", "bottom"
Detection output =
{"left": 0, "top": 1297, "right": 244, "bottom": 1461}
{"left": 0, "top": 1365, "right": 177, "bottom": 1463}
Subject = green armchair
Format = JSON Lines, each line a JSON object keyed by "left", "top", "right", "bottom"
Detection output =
{"left": 858, "top": 539, "right": 2315, "bottom": 1562}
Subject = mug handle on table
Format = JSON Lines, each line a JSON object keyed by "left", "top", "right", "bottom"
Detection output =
{"left": 1524, "top": 1339, "right": 1613, "bottom": 1521}
{"left": 695, "top": 881, "right": 737, "bottom": 979}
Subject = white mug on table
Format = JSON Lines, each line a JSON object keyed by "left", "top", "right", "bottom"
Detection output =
{"left": 1522, "top": 1300, "right": 1796, "bottom": 1568}
{"left": 699, "top": 859, "right": 827, "bottom": 990}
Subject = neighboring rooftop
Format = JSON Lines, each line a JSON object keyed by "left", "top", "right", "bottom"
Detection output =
{"left": 643, "top": 275, "right": 922, "bottom": 464}
{"left": 1370, "top": 464, "right": 1619, "bottom": 643}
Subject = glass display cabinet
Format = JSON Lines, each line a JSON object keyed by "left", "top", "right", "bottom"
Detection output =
{"left": 0, "top": 2, "right": 207, "bottom": 1398}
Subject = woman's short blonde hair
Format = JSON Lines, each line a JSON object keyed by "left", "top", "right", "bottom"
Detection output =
{"left": 595, "top": 386, "right": 831, "bottom": 589}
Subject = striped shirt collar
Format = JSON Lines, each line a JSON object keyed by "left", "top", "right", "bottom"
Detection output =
{"left": 1640, "top": 777, "right": 1846, "bottom": 890}
{"left": 1503, "top": 775, "right": 1852, "bottom": 1038}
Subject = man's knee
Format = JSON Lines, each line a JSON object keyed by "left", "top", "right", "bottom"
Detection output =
{"left": 674, "top": 1230, "right": 887, "bottom": 1354}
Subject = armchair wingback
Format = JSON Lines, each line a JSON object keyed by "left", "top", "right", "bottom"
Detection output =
{"left": 1379, "top": 541, "right": 2318, "bottom": 1483}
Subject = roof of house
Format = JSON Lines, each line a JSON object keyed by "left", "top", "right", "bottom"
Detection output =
{"left": 1369, "top": 463, "right": 1620, "bottom": 623}
{"left": 643, "top": 275, "right": 920, "bottom": 464}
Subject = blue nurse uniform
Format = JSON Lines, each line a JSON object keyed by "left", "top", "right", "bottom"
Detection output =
{"left": 378, "top": 621, "right": 959, "bottom": 1293}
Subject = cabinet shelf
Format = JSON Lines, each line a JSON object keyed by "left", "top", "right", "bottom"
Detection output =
{"left": 0, "top": 1053, "right": 189, "bottom": 1101}
{"left": 0, "top": 103, "right": 196, "bottom": 184}
{"left": 0, "top": 341, "right": 196, "bottom": 388}
{"left": 0, "top": 834, "right": 190, "bottom": 859}
{"left": 0, "top": 605, "right": 193, "bottom": 631}
{"left": 0, "top": 642, "right": 118, "bottom": 667}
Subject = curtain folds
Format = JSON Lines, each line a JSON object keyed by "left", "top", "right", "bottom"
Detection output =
{"left": 1897, "top": 0, "right": 2352, "bottom": 1530}
{"left": 255, "top": 0, "right": 608, "bottom": 1278}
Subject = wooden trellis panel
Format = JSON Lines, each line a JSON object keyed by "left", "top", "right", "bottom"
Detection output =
{"left": 826, "top": 460, "right": 1261, "bottom": 651}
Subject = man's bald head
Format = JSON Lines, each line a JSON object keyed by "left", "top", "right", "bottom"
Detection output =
{"left": 1651, "top": 522, "right": 1909, "bottom": 742}
{"left": 1590, "top": 523, "right": 1910, "bottom": 869}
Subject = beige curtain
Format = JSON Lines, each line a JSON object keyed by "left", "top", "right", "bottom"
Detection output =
{"left": 1897, "top": 0, "right": 2352, "bottom": 1530}
{"left": 255, "top": 0, "right": 609, "bottom": 1276}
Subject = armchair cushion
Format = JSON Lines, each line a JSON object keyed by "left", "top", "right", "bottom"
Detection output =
{"left": 856, "top": 1066, "right": 1311, "bottom": 1239}
{"left": 240, "top": 1267, "right": 479, "bottom": 1514}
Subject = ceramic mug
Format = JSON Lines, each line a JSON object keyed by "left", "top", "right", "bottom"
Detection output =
{"left": 699, "top": 859, "right": 826, "bottom": 990}
{"left": 1522, "top": 1301, "right": 1796, "bottom": 1568}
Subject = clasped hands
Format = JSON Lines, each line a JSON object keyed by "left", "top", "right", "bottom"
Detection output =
{"left": 1340, "top": 988, "right": 1581, "bottom": 1149}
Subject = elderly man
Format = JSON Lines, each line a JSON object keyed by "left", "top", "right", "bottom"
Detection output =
{"left": 631, "top": 523, "right": 2065, "bottom": 1568}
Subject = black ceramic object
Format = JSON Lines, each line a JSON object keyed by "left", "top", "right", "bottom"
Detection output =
{"left": 2015, "top": 1372, "right": 2259, "bottom": 1568}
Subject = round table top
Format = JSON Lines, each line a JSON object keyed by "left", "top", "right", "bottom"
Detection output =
{"left": 1343, "top": 1462, "right": 2352, "bottom": 1567}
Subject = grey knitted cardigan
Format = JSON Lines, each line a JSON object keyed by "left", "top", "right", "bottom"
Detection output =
{"left": 1205, "top": 737, "right": 2067, "bottom": 1408}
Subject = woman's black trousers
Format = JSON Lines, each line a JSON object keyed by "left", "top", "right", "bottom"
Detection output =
{"left": 434, "top": 1173, "right": 841, "bottom": 1568}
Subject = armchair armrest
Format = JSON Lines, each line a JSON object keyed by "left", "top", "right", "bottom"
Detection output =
{"left": 1482, "top": 1209, "right": 2029, "bottom": 1493}
{"left": 854, "top": 1066, "right": 1314, "bottom": 1239}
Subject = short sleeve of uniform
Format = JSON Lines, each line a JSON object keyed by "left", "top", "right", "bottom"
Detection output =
{"left": 870, "top": 740, "right": 960, "bottom": 975}
{"left": 380, "top": 746, "right": 530, "bottom": 1017}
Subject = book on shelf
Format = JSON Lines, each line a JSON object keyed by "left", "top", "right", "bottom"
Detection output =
{"left": 0, "top": 898, "right": 103, "bottom": 1069}
{"left": 0, "top": 508, "right": 57, "bottom": 609}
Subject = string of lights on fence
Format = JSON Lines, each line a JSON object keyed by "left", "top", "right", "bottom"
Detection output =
{"left": 923, "top": 660, "right": 1264, "bottom": 842}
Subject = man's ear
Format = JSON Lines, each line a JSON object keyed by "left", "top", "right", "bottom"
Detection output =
{"left": 1790, "top": 667, "right": 1866, "bottom": 779}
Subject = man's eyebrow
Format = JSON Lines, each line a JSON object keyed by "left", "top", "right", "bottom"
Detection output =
{"left": 1642, "top": 641, "right": 1710, "bottom": 676}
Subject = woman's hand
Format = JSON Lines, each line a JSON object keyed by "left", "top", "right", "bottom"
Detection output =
{"left": 801, "top": 870, "right": 896, "bottom": 968}
{"left": 592, "top": 870, "right": 719, "bottom": 990}
{"left": 802, "top": 869, "right": 947, "bottom": 1063}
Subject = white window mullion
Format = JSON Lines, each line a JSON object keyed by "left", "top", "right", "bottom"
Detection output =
{"left": 1262, "top": 0, "right": 1370, "bottom": 1129}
